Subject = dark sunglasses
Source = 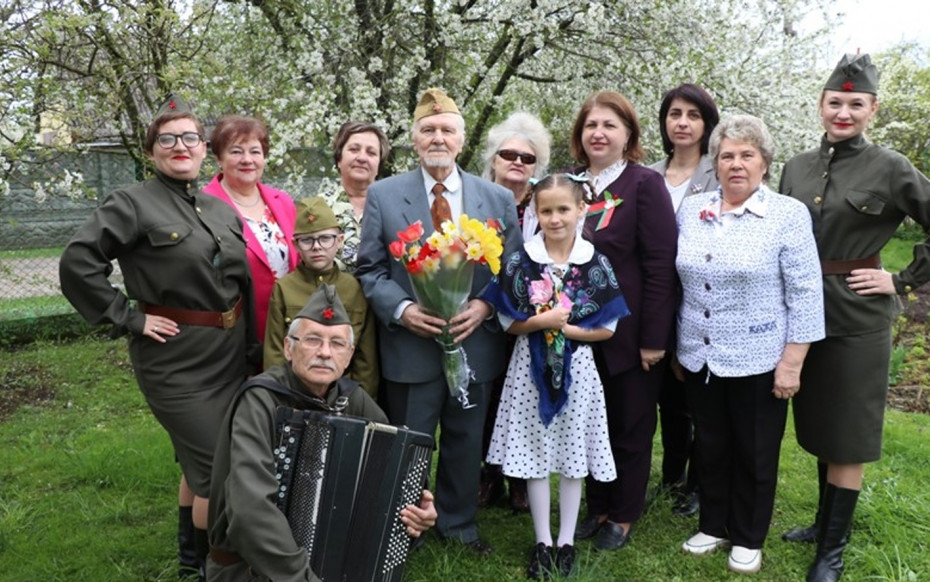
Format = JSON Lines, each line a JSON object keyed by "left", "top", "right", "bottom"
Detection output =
{"left": 497, "top": 149, "right": 537, "bottom": 164}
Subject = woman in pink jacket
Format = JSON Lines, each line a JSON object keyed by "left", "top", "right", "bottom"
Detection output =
{"left": 203, "top": 115, "right": 298, "bottom": 342}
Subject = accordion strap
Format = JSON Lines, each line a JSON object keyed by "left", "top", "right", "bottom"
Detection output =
{"left": 236, "top": 375, "right": 359, "bottom": 413}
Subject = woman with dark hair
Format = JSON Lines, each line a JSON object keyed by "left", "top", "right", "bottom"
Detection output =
{"left": 648, "top": 83, "right": 720, "bottom": 516}
{"left": 780, "top": 53, "right": 930, "bottom": 582}
{"left": 60, "top": 96, "right": 259, "bottom": 578}
{"left": 570, "top": 91, "right": 678, "bottom": 551}
{"left": 316, "top": 121, "right": 391, "bottom": 272}
{"left": 203, "top": 115, "right": 298, "bottom": 342}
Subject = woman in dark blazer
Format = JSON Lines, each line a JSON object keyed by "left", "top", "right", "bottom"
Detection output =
{"left": 571, "top": 91, "right": 678, "bottom": 550}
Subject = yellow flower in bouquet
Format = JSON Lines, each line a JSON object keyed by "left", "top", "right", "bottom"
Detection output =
{"left": 388, "top": 214, "right": 505, "bottom": 408}
{"left": 389, "top": 214, "right": 504, "bottom": 276}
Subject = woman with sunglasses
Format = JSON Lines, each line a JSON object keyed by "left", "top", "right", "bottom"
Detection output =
{"left": 60, "top": 95, "right": 259, "bottom": 578}
{"left": 482, "top": 112, "right": 552, "bottom": 241}
{"left": 203, "top": 115, "right": 299, "bottom": 344}
{"left": 477, "top": 112, "right": 552, "bottom": 512}
{"left": 263, "top": 196, "right": 379, "bottom": 397}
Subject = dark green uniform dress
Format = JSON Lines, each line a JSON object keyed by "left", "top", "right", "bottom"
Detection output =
{"left": 59, "top": 171, "right": 259, "bottom": 496}
{"left": 780, "top": 134, "right": 930, "bottom": 462}
{"left": 206, "top": 364, "right": 387, "bottom": 582}
{"left": 263, "top": 263, "right": 379, "bottom": 396}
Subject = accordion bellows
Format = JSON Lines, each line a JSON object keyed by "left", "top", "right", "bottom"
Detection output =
{"left": 273, "top": 408, "right": 434, "bottom": 582}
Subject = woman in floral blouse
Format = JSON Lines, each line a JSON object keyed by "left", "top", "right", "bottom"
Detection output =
{"left": 675, "top": 115, "right": 824, "bottom": 574}
{"left": 316, "top": 122, "right": 390, "bottom": 273}
{"left": 203, "top": 115, "right": 299, "bottom": 342}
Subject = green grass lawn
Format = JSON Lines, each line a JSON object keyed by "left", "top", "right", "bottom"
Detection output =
{"left": 1, "top": 338, "right": 928, "bottom": 581}
{"left": 0, "top": 247, "right": 64, "bottom": 260}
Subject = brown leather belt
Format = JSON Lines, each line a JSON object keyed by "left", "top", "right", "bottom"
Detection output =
{"left": 142, "top": 297, "right": 243, "bottom": 329}
{"left": 209, "top": 545, "right": 243, "bottom": 566}
{"left": 820, "top": 254, "right": 881, "bottom": 275}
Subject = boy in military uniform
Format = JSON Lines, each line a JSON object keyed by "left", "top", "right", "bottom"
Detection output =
{"left": 264, "top": 196, "right": 378, "bottom": 397}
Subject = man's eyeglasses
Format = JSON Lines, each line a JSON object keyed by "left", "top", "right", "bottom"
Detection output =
{"left": 294, "top": 234, "right": 340, "bottom": 250}
{"left": 497, "top": 149, "right": 537, "bottom": 165}
{"left": 156, "top": 132, "right": 204, "bottom": 149}
{"left": 288, "top": 334, "right": 352, "bottom": 353}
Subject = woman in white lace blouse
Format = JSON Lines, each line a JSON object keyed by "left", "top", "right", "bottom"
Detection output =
{"left": 675, "top": 115, "right": 825, "bottom": 575}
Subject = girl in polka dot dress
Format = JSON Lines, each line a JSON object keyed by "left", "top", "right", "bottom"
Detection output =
{"left": 483, "top": 173, "right": 629, "bottom": 579}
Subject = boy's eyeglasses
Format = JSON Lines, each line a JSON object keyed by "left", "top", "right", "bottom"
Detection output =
{"left": 294, "top": 234, "right": 339, "bottom": 250}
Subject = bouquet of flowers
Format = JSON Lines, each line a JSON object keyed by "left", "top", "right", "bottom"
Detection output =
{"left": 390, "top": 215, "right": 504, "bottom": 408}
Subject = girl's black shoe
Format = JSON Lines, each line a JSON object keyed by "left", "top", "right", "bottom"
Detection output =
{"left": 555, "top": 544, "right": 575, "bottom": 577}
{"left": 526, "top": 543, "right": 553, "bottom": 580}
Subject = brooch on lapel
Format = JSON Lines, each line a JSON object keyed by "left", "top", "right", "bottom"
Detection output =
{"left": 586, "top": 191, "right": 623, "bottom": 231}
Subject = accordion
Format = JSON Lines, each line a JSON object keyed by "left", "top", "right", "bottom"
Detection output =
{"left": 273, "top": 408, "right": 434, "bottom": 582}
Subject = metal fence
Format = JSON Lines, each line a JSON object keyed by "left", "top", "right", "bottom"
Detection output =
{"left": 0, "top": 147, "right": 330, "bottom": 321}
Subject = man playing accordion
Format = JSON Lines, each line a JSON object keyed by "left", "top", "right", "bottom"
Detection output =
{"left": 207, "top": 285, "right": 437, "bottom": 582}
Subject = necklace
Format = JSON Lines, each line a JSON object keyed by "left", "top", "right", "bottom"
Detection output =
{"left": 231, "top": 195, "right": 262, "bottom": 208}
{"left": 222, "top": 182, "right": 262, "bottom": 208}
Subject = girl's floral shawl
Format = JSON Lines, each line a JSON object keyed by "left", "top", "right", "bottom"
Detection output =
{"left": 484, "top": 245, "right": 629, "bottom": 425}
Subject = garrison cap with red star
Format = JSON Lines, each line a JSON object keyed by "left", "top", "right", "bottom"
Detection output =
{"left": 294, "top": 284, "right": 351, "bottom": 327}
{"left": 823, "top": 53, "right": 879, "bottom": 95}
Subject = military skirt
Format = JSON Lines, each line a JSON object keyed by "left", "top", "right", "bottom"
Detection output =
{"left": 129, "top": 317, "right": 248, "bottom": 498}
{"left": 792, "top": 328, "right": 891, "bottom": 464}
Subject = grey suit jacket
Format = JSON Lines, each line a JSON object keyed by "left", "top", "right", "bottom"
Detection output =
{"left": 649, "top": 154, "right": 718, "bottom": 214}
{"left": 356, "top": 167, "right": 522, "bottom": 384}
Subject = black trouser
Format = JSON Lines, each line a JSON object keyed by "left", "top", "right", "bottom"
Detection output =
{"left": 684, "top": 366, "right": 787, "bottom": 549}
{"left": 585, "top": 365, "right": 661, "bottom": 523}
{"left": 657, "top": 362, "right": 697, "bottom": 490}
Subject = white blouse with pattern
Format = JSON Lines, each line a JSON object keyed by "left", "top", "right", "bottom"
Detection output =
{"left": 676, "top": 186, "right": 825, "bottom": 377}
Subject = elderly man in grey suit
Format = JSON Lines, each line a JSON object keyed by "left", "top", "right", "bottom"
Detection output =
{"left": 356, "top": 88, "right": 521, "bottom": 555}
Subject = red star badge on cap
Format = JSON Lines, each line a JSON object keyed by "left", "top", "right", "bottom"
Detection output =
{"left": 432, "top": 103, "right": 442, "bottom": 112}
{"left": 842, "top": 81, "right": 854, "bottom": 91}
{"left": 323, "top": 307, "right": 334, "bottom": 320}
{"left": 168, "top": 101, "right": 177, "bottom": 109}
{"left": 308, "top": 214, "right": 317, "bottom": 222}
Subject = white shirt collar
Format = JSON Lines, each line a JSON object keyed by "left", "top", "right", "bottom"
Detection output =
{"left": 422, "top": 166, "right": 462, "bottom": 195}
{"left": 720, "top": 185, "right": 769, "bottom": 218}
{"left": 586, "top": 159, "right": 628, "bottom": 195}
{"left": 525, "top": 231, "right": 595, "bottom": 265}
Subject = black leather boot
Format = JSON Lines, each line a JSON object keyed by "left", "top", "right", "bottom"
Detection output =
{"left": 193, "top": 527, "right": 208, "bottom": 582}
{"left": 783, "top": 461, "right": 827, "bottom": 543}
{"left": 177, "top": 506, "right": 199, "bottom": 579}
{"left": 806, "top": 484, "right": 859, "bottom": 582}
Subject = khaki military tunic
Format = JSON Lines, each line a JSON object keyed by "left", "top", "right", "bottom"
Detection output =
{"left": 59, "top": 171, "right": 259, "bottom": 496}
{"left": 780, "top": 134, "right": 930, "bottom": 461}
{"left": 206, "top": 365, "right": 387, "bottom": 582}
{"left": 264, "top": 263, "right": 379, "bottom": 397}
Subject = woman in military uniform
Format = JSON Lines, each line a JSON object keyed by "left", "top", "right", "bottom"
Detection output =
{"left": 59, "top": 96, "right": 260, "bottom": 577}
{"left": 779, "top": 54, "right": 930, "bottom": 582}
